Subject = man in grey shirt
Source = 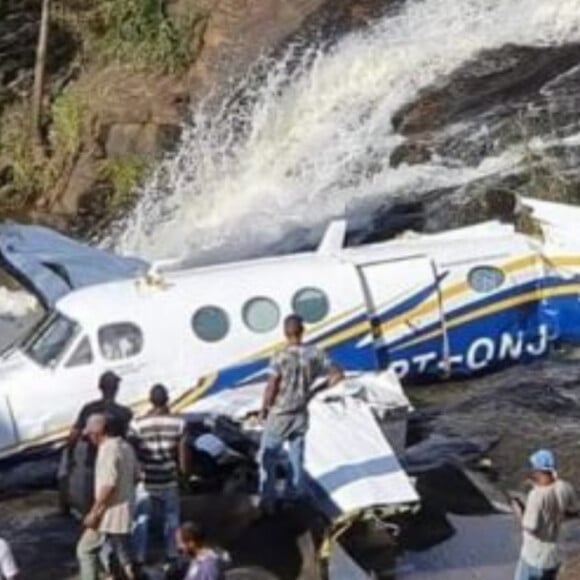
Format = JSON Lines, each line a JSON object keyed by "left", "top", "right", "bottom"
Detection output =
{"left": 259, "top": 314, "right": 342, "bottom": 511}
{"left": 513, "top": 449, "right": 578, "bottom": 580}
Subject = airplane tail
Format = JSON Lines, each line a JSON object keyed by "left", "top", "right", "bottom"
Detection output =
{"left": 521, "top": 197, "right": 580, "bottom": 246}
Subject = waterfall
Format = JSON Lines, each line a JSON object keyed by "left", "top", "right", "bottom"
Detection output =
{"left": 112, "top": 0, "right": 580, "bottom": 263}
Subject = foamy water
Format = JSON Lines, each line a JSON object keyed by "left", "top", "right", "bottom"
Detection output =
{"left": 114, "top": 0, "right": 580, "bottom": 263}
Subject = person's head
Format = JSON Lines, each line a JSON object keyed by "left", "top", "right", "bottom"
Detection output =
{"left": 84, "top": 413, "right": 107, "bottom": 446}
{"left": 99, "top": 371, "right": 121, "bottom": 400}
{"left": 84, "top": 412, "right": 124, "bottom": 445}
{"left": 150, "top": 384, "right": 169, "bottom": 411}
{"left": 176, "top": 521, "right": 208, "bottom": 557}
{"left": 529, "top": 449, "right": 557, "bottom": 486}
{"left": 284, "top": 314, "right": 304, "bottom": 344}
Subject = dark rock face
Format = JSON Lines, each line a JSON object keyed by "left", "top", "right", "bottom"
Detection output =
{"left": 0, "top": 0, "right": 78, "bottom": 113}
{"left": 390, "top": 43, "right": 580, "bottom": 169}
{"left": 393, "top": 44, "right": 580, "bottom": 137}
{"left": 381, "top": 43, "right": 580, "bottom": 235}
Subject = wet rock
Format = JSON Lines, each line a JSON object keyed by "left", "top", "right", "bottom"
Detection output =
{"left": 389, "top": 140, "right": 432, "bottom": 168}
{"left": 392, "top": 44, "right": 580, "bottom": 137}
{"left": 56, "top": 150, "right": 102, "bottom": 215}
{"left": 104, "top": 123, "right": 182, "bottom": 159}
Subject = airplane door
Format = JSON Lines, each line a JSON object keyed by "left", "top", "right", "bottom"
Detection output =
{"left": 356, "top": 257, "right": 445, "bottom": 380}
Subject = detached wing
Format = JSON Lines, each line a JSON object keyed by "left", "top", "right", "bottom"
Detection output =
{"left": 0, "top": 224, "right": 148, "bottom": 307}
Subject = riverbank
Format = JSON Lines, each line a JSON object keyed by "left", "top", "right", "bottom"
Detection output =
{"left": 4, "top": 440, "right": 580, "bottom": 578}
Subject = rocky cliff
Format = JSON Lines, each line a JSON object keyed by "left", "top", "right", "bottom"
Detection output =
{"left": 0, "top": 0, "right": 384, "bottom": 236}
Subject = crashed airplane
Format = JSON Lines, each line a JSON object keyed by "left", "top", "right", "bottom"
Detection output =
{"left": 0, "top": 196, "right": 579, "bottom": 463}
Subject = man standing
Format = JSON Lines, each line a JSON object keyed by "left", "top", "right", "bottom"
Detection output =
{"left": 132, "top": 384, "right": 187, "bottom": 568}
{"left": 60, "top": 371, "right": 133, "bottom": 514}
{"left": 513, "top": 449, "right": 578, "bottom": 580}
{"left": 0, "top": 538, "right": 18, "bottom": 580}
{"left": 259, "top": 314, "right": 342, "bottom": 509}
{"left": 76, "top": 413, "right": 139, "bottom": 580}
{"left": 176, "top": 522, "right": 224, "bottom": 580}
{"left": 69, "top": 372, "right": 133, "bottom": 444}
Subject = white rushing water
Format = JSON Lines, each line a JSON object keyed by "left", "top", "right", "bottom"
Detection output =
{"left": 116, "top": 0, "right": 580, "bottom": 263}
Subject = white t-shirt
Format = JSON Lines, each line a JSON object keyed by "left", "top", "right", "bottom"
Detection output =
{"left": 0, "top": 538, "right": 18, "bottom": 579}
{"left": 521, "top": 479, "right": 577, "bottom": 569}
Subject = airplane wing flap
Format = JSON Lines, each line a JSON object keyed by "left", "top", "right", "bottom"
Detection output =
{"left": 306, "top": 394, "right": 418, "bottom": 517}
{"left": 190, "top": 373, "right": 418, "bottom": 518}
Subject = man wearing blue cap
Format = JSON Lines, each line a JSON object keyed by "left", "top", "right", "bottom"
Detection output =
{"left": 513, "top": 449, "right": 578, "bottom": 580}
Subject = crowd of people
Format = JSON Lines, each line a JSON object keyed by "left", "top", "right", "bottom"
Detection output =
{"left": 1, "top": 314, "right": 579, "bottom": 580}
{"left": 71, "top": 375, "right": 223, "bottom": 580}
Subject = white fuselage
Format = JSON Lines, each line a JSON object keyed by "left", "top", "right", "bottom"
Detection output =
{"left": 1, "top": 197, "right": 580, "bottom": 460}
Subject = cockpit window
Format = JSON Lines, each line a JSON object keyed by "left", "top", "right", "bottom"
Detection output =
{"left": 23, "top": 313, "right": 79, "bottom": 367}
{"left": 98, "top": 323, "right": 143, "bottom": 360}
{"left": 65, "top": 336, "right": 93, "bottom": 368}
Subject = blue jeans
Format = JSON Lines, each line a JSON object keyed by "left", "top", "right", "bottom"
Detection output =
{"left": 259, "top": 428, "right": 306, "bottom": 505}
{"left": 132, "top": 485, "right": 180, "bottom": 563}
{"left": 514, "top": 558, "right": 559, "bottom": 580}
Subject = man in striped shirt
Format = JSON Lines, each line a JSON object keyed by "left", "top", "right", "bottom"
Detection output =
{"left": 131, "top": 384, "right": 187, "bottom": 567}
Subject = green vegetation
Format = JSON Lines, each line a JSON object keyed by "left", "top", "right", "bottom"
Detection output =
{"left": 97, "top": 0, "right": 197, "bottom": 72}
{"left": 0, "top": 107, "right": 46, "bottom": 203}
{"left": 0, "top": 0, "right": 205, "bottom": 225}
{"left": 0, "top": 90, "right": 87, "bottom": 210}
{"left": 50, "top": 91, "right": 86, "bottom": 158}
{"left": 99, "top": 156, "right": 149, "bottom": 212}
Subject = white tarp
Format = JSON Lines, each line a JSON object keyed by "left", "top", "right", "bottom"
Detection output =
{"left": 191, "top": 372, "right": 419, "bottom": 518}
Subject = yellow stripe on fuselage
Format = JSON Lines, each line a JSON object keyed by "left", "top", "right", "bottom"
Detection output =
{"left": 391, "top": 283, "right": 580, "bottom": 352}
{"left": 171, "top": 373, "right": 219, "bottom": 414}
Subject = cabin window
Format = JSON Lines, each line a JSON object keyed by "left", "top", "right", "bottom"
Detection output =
{"left": 65, "top": 336, "right": 93, "bottom": 368}
{"left": 192, "top": 306, "right": 229, "bottom": 342}
{"left": 292, "top": 287, "right": 330, "bottom": 323}
{"left": 23, "top": 313, "right": 79, "bottom": 367}
{"left": 243, "top": 297, "right": 280, "bottom": 333}
{"left": 98, "top": 323, "right": 143, "bottom": 360}
{"left": 468, "top": 266, "right": 506, "bottom": 294}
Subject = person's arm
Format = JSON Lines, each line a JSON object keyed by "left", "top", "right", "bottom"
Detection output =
{"left": 312, "top": 353, "right": 344, "bottom": 395}
{"left": 85, "top": 484, "right": 116, "bottom": 529}
{"left": 67, "top": 405, "right": 89, "bottom": 450}
{"left": 178, "top": 433, "right": 190, "bottom": 476}
{"left": 175, "top": 416, "right": 190, "bottom": 476}
{"left": 328, "top": 363, "right": 344, "bottom": 386}
{"left": 84, "top": 445, "right": 118, "bottom": 529}
{"left": 562, "top": 482, "right": 579, "bottom": 518}
{"left": 260, "top": 374, "right": 281, "bottom": 422}
{"left": 520, "top": 490, "right": 541, "bottom": 535}
{"left": 67, "top": 426, "right": 82, "bottom": 450}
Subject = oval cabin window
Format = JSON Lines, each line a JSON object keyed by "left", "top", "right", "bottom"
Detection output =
{"left": 468, "top": 266, "right": 506, "bottom": 294}
{"left": 98, "top": 323, "right": 143, "bottom": 360}
{"left": 192, "top": 306, "right": 230, "bottom": 342}
{"left": 292, "top": 287, "right": 330, "bottom": 323}
{"left": 243, "top": 297, "right": 280, "bottom": 333}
